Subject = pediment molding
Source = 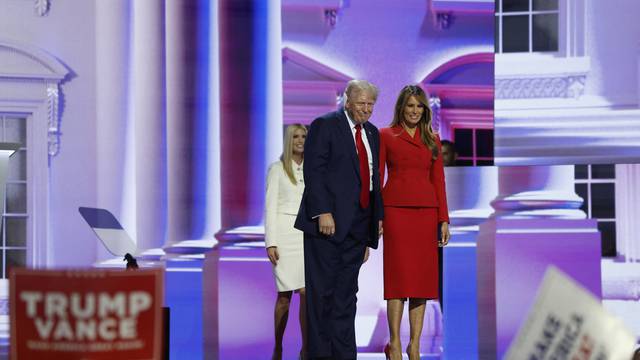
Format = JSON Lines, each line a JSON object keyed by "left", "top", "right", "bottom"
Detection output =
{"left": 282, "top": 47, "right": 353, "bottom": 124}
{"left": 0, "top": 39, "right": 70, "bottom": 158}
{"left": 420, "top": 52, "right": 494, "bottom": 139}
{"left": 283, "top": 47, "right": 351, "bottom": 84}
{"left": 0, "top": 39, "right": 69, "bottom": 80}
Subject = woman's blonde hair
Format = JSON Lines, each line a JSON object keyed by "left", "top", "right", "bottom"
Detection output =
{"left": 281, "top": 124, "right": 307, "bottom": 185}
{"left": 390, "top": 85, "right": 439, "bottom": 159}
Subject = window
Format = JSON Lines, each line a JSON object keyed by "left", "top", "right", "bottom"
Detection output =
{"left": 574, "top": 164, "right": 616, "bottom": 257}
{"left": 453, "top": 128, "right": 494, "bottom": 166}
{"left": 0, "top": 115, "right": 28, "bottom": 278}
{"left": 495, "top": 0, "right": 559, "bottom": 53}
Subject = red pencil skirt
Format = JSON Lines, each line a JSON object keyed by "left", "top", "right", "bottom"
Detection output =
{"left": 383, "top": 206, "right": 439, "bottom": 300}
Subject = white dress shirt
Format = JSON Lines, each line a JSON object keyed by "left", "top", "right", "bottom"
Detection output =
{"left": 344, "top": 110, "right": 373, "bottom": 191}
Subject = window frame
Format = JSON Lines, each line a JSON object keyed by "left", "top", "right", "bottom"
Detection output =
{"left": 0, "top": 115, "right": 29, "bottom": 278}
{"left": 574, "top": 164, "right": 617, "bottom": 258}
{"left": 452, "top": 126, "right": 494, "bottom": 166}
{"left": 495, "top": 0, "right": 563, "bottom": 55}
{"left": 0, "top": 40, "right": 69, "bottom": 269}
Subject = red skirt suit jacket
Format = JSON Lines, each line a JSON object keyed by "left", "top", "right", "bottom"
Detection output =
{"left": 379, "top": 125, "right": 449, "bottom": 223}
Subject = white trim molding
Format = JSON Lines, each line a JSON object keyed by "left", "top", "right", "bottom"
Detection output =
{"left": 495, "top": 0, "right": 589, "bottom": 99}
{"left": 34, "top": 0, "right": 51, "bottom": 17}
{"left": 282, "top": 47, "right": 352, "bottom": 125}
{"left": 0, "top": 39, "right": 70, "bottom": 268}
{"left": 0, "top": 40, "right": 69, "bottom": 159}
{"left": 496, "top": 55, "right": 591, "bottom": 99}
{"left": 46, "top": 83, "right": 61, "bottom": 156}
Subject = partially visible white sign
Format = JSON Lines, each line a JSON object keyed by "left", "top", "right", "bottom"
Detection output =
{"left": 505, "top": 266, "right": 636, "bottom": 360}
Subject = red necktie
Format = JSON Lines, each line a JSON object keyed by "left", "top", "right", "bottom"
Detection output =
{"left": 355, "top": 124, "right": 370, "bottom": 208}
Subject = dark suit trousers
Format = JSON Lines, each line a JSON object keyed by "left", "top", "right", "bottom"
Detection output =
{"left": 304, "top": 206, "right": 371, "bottom": 360}
{"left": 438, "top": 246, "right": 444, "bottom": 312}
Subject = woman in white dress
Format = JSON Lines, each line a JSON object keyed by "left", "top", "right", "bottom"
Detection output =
{"left": 265, "top": 124, "right": 307, "bottom": 360}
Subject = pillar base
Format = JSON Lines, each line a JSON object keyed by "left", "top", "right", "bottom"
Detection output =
{"left": 478, "top": 217, "right": 602, "bottom": 359}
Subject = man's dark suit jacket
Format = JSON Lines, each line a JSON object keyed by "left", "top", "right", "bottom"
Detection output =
{"left": 295, "top": 110, "right": 384, "bottom": 249}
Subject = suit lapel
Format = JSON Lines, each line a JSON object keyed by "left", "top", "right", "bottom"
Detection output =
{"left": 363, "top": 122, "right": 377, "bottom": 159}
{"left": 336, "top": 111, "right": 361, "bottom": 178}
{"left": 393, "top": 125, "right": 422, "bottom": 148}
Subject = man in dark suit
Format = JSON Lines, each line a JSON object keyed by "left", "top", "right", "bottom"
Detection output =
{"left": 295, "top": 80, "right": 384, "bottom": 360}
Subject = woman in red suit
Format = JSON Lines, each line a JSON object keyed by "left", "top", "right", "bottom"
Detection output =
{"left": 379, "top": 85, "right": 450, "bottom": 360}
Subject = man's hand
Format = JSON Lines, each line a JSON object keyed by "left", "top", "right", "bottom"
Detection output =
{"left": 378, "top": 220, "right": 383, "bottom": 238}
{"left": 267, "top": 246, "right": 279, "bottom": 265}
{"left": 363, "top": 247, "right": 370, "bottom": 263}
{"left": 318, "top": 213, "right": 336, "bottom": 236}
{"left": 439, "top": 222, "right": 451, "bottom": 247}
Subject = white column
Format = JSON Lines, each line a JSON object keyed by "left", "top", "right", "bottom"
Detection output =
{"left": 492, "top": 165, "right": 585, "bottom": 219}
{"left": 446, "top": 166, "right": 498, "bottom": 227}
{"left": 131, "top": 0, "right": 168, "bottom": 252}
{"left": 264, "top": 0, "right": 283, "bottom": 167}
{"left": 637, "top": 42, "right": 640, "bottom": 107}
{"left": 95, "top": 0, "right": 130, "bottom": 260}
{"left": 601, "top": 165, "right": 640, "bottom": 337}
{"left": 442, "top": 166, "right": 497, "bottom": 359}
{"left": 208, "top": 0, "right": 222, "bottom": 237}
{"left": 165, "top": 0, "right": 193, "bottom": 246}
{"left": 477, "top": 165, "right": 601, "bottom": 359}
{"left": 615, "top": 164, "right": 640, "bottom": 262}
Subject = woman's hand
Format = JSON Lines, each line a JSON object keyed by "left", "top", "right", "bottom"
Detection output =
{"left": 439, "top": 222, "right": 450, "bottom": 247}
{"left": 267, "top": 246, "right": 279, "bottom": 265}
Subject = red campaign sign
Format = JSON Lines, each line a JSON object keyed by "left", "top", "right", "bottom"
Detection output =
{"left": 10, "top": 268, "right": 163, "bottom": 360}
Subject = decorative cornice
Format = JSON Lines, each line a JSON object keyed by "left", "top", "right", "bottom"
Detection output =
{"left": 442, "top": 108, "right": 494, "bottom": 129}
{"left": 284, "top": 104, "right": 338, "bottom": 125}
{"left": 46, "top": 82, "right": 60, "bottom": 157}
{"left": 0, "top": 40, "right": 69, "bottom": 160}
{"left": 421, "top": 52, "right": 494, "bottom": 85}
{"left": 282, "top": 47, "right": 352, "bottom": 82}
{"left": 282, "top": 0, "right": 344, "bottom": 29}
{"left": 324, "top": 9, "right": 338, "bottom": 28}
{"left": 34, "top": 0, "right": 50, "bottom": 17}
{"left": 495, "top": 75, "right": 586, "bottom": 99}
{"left": 429, "top": 96, "right": 441, "bottom": 132}
{"left": 428, "top": 0, "right": 493, "bottom": 30}
{"left": 425, "top": 84, "right": 494, "bottom": 101}
{"left": 434, "top": 12, "right": 454, "bottom": 30}
{"left": 495, "top": 55, "right": 590, "bottom": 99}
